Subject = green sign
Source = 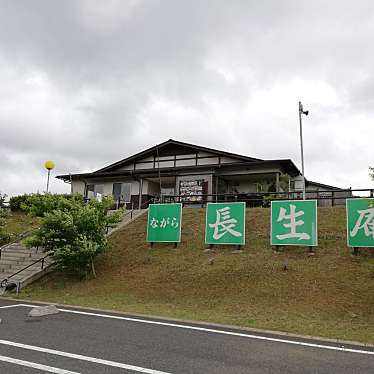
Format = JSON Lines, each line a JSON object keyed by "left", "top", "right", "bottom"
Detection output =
{"left": 205, "top": 202, "right": 246, "bottom": 245}
{"left": 271, "top": 200, "right": 318, "bottom": 246}
{"left": 346, "top": 198, "right": 374, "bottom": 247}
{"left": 146, "top": 203, "right": 182, "bottom": 243}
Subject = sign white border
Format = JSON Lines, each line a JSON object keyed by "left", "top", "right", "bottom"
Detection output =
{"left": 204, "top": 202, "right": 246, "bottom": 245}
{"left": 270, "top": 200, "right": 318, "bottom": 246}
{"left": 146, "top": 203, "right": 183, "bottom": 243}
{"left": 346, "top": 198, "right": 374, "bottom": 248}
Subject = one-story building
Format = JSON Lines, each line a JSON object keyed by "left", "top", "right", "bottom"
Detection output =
{"left": 56, "top": 139, "right": 351, "bottom": 208}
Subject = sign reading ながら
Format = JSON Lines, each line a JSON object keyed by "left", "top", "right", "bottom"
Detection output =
{"left": 346, "top": 198, "right": 374, "bottom": 247}
{"left": 146, "top": 203, "right": 182, "bottom": 243}
{"left": 271, "top": 200, "right": 318, "bottom": 246}
{"left": 205, "top": 202, "right": 246, "bottom": 245}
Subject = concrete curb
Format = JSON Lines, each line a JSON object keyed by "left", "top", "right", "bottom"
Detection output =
{"left": 1, "top": 296, "right": 373, "bottom": 349}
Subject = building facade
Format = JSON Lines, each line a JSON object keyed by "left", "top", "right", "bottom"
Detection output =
{"left": 57, "top": 139, "right": 350, "bottom": 207}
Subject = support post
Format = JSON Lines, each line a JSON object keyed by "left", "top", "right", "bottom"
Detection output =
{"left": 215, "top": 176, "right": 219, "bottom": 202}
{"left": 298, "top": 101, "right": 308, "bottom": 200}
{"left": 138, "top": 178, "right": 143, "bottom": 210}
{"left": 46, "top": 169, "right": 51, "bottom": 193}
{"left": 275, "top": 172, "right": 280, "bottom": 193}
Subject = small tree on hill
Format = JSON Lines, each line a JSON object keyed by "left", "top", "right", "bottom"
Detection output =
{"left": 0, "top": 192, "right": 9, "bottom": 244}
{"left": 26, "top": 196, "right": 122, "bottom": 278}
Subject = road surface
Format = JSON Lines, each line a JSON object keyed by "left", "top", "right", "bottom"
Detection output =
{"left": 0, "top": 299, "right": 373, "bottom": 373}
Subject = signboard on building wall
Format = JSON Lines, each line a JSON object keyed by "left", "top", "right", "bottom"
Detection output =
{"left": 146, "top": 203, "right": 182, "bottom": 243}
{"left": 346, "top": 198, "right": 374, "bottom": 247}
{"left": 179, "top": 179, "right": 205, "bottom": 202}
{"left": 271, "top": 200, "right": 318, "bottom": 246}
{"left": 205, "top": 202, "right": 246, "bottom": 245}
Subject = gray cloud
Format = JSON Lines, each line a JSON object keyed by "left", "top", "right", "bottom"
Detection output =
{"left": 0, "top": 0, "right": 373, "bottom": 196}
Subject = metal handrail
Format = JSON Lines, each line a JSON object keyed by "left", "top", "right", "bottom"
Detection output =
{"left": 0, "top": 228, "right": 37, "bottom": 259}
{"left": 106, "top": 198, "right": 153, "bottom": 233}
{"left": 0, "top": 252, "right": 51, "bottom": 289}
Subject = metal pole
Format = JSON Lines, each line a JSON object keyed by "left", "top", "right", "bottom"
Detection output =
{"left": 46, "top": 170, "right": 51, "bottom": 193}
{"left": 298, "top": 101, "right": 306, "bottom": 200}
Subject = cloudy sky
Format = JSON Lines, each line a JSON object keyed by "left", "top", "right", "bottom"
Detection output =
{"left": 0, "top": 0, "right": 373, "bottom": 196}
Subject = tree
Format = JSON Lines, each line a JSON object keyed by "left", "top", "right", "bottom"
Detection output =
{"left": 0, "top": 192, "right": 9, "bottom": 244}
{"left": 26, "top": 196, "right": 123, "bottom": 278}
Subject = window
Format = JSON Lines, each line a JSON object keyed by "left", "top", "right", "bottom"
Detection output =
{"left": 112, "top": 183, "right": 131, "bottom": 202}
{"left": 86, "top": 184, "right": 104, "bottom": 200}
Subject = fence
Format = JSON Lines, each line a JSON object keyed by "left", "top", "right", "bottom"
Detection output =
{"left": 152, "top": 189, "right": 374, "bottom": 208}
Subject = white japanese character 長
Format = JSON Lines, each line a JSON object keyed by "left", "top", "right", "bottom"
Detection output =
{"left": 209, "top": 206, "right": 242, "bottom": 240}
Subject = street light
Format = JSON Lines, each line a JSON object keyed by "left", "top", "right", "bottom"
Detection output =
{"left": 44, "top": 160, "right": 55, "bottom": 193}
{"left": 298, "top": 101, "right": 309, "bottom": 200}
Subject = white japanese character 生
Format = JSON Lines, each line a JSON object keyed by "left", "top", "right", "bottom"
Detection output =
{"left": 276, "top": 204, "right": 311, "bottom": 241}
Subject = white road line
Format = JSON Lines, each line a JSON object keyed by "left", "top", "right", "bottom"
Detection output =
{"left": 0, "top": 304, "right": 22, "bottom": 309}
{"left": 0, "top": 339, "right": 172, "bottom": 374}
{"left": 0, "top": 354, "right": 81, "bottom": 374}
{"left": 9, "top": 303, "right": 374, "bottom": 356}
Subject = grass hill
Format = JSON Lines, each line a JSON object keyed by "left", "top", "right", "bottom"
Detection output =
{"left": 18, "top": 206, "right": 374, "bottom": 344}
{"left": 1, "top": 211, "right": 38, "bottom": 246}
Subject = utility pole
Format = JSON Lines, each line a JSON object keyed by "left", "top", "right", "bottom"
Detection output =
{"left": 298, "top": 102, "right": 309, "bottom": 200}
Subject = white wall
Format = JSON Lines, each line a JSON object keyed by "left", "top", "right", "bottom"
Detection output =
{"left": 71, "top": 180, "right": 85, "bottom": 195}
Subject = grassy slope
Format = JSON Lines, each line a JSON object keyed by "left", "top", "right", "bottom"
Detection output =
{"left": 19, "top": 207, "right": 374, "bottom": 343}
{"left": 1, "top": 211, "right": 38, "bottom": 245}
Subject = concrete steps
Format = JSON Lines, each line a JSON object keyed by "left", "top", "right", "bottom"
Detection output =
{"left": 0, "top": 242, "right": 53, "bottom": 292}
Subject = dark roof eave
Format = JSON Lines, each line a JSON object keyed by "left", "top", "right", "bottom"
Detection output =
{"left": 306, "top": 179, "right": 344, "bottom": 190}
{"left": 56, "top": 159, "right": 300, "bottom": 181}
{"left": 94, "top": 139, "right": 263, "bottom": 173}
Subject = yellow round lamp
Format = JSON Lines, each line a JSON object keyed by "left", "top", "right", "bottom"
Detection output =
{"left": 45, "top": 160, "right": 55, "bottom": 171}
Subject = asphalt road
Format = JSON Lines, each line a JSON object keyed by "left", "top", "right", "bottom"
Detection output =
{"left": 0, "top": 299, "right": 373, "bottom": 373}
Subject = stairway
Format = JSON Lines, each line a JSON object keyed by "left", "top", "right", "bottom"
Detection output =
{"left": 0, "top": 242, "right": 53, "bottom": 293}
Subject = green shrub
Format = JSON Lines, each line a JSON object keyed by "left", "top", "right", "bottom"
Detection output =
{"left": 26, "top": 196, "right": 122, "bottom": 278}
{"left": 9, "top": 194, "right": 30, "bottom": 211}
{"left": 22, "top": 193, "right": 84, "bottom": 217}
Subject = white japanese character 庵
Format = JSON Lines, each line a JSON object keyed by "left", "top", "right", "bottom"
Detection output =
{"left": 276, "top": 204, "right": 311, "bottom": 241}
{"left": 209, "top": 206, "right": 242, "bottom": 240}
{"left": 350, "top": 207, "right": 374, "bottom": 238}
